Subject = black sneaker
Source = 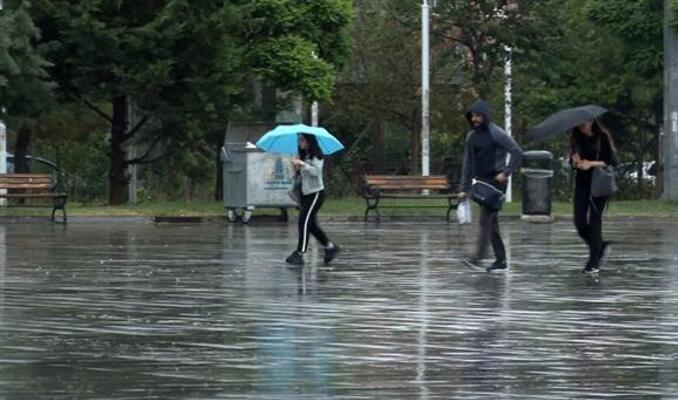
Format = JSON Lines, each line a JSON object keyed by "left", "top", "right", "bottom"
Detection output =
{"left": 324, "top": 245, "right": 340, "bottom": 265}
{"left": 581, "top": 264, "right": 599, "bottom": 274}
{"left": 486, "top": 260, "right": 507, "bottom": 272}
{"left": 285, "top": 251, "right": 304, "bottom": 265}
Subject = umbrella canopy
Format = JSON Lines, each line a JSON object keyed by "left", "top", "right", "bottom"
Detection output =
{"left": 527, "top": 105, "right": 608, "bottom": 143}
{"left": 256, "top": 124, "right": 344, "bottom": 155}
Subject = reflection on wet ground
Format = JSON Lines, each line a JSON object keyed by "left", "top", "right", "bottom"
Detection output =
{"left": 0, "top": 219, "right": 677, "bottom": 399}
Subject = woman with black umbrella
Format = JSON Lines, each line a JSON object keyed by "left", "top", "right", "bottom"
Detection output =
{"left": 570, "top": 119, "right": 618, "bottom": 274}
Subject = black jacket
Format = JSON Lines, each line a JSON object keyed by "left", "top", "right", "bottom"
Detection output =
{"left": 571, "top": 132, "right": 618, "bottom": 188}
{"left": 460, "top": 99, "right": 524, "bottom": 192}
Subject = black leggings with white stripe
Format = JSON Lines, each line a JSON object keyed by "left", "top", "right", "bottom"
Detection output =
{"left": 296, "top": 190, "right": 330, "bottom": 253}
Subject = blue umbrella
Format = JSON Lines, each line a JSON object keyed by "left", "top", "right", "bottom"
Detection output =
{"left": 256, "top": 124, "right": 344, "bottom": 155}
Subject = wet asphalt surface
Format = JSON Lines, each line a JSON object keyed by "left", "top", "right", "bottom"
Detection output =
{"left": 0, "top": 218, "right": 677, "bottom": 399}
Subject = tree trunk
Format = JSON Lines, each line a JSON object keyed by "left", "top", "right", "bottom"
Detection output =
{"left": 410, "top": 112, "right": 421, "bottom": 175}
{"left": 14, "top": 123, "right": 32, "bottom": 173}
{"left": 410, "top": 125, "right": 420, "bottom": 175}
{"left": 108, "top": 96, "right": 129, "bottom": 205}
{"left": 370, "top": 119, "right": 384, "bottom": 173}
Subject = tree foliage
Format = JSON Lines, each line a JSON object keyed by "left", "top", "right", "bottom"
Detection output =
{"left": 27, "top": 0, "right": 352, "bottom": 204}
{"left": 0, "top": 0, "right": 53, "bottom": 118}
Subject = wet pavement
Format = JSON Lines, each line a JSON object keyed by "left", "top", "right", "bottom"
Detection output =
{"left": 0, "top": 218, "right": 677, "bottom": 399}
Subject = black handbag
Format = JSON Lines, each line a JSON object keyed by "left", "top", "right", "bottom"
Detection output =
{"left": 471, "top": 179, "right": 505, "bottom": 211}
{"left": 590, "top": 137, "right": 618, "bottom": 198}
{"left": 591, "top": 165, "right": 617, "bottom": 198}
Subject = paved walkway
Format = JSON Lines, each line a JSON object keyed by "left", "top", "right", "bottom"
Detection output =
{"left": 0, "top": 219, "right": 677, "bottom": 399}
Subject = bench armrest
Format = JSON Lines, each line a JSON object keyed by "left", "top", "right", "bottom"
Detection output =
{"left": 359, "top": 183, "right": 380, "bottom": 198}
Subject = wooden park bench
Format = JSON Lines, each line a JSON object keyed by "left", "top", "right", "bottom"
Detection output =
{"left": 359, "top": 175, "right": 458, "bottom": 222}
{"left": 0, "top": 174, "right": 68, "bottom": 223}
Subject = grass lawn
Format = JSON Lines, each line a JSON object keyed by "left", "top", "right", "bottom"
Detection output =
{"left": 0, "top": 201, "right": 225, "bottom": 217}
{"left": 321, "top": 197, "right": 678, "bottom": 218}
{"left": 0, "top": 197, "right": 676, "bottom": 218}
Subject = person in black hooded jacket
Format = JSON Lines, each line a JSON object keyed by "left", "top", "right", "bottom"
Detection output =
{"left": 459, "top": 99, "right": 523, "bottom": 272}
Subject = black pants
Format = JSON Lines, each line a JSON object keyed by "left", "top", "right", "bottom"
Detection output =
{"left": 296, "top": 190, "right": 330, "bottom": 253}
{"left": 574, "top": 183, "right": 608, "bottom": 268}
{"left": 473, "top": 205, "right": 506, "bottom": 262}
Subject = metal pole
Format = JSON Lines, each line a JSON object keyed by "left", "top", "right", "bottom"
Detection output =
{"left": 0, "top": 117, "right": 6, "bottom": 207}
{"left": 0, "top": 2, "right": 5, "bottom": 206}
{"left": 504, "top": 46, "right": 513, "bottom": 203}
{"left": 663, "top": 0, "right": 678, "bottom": 200}
{"left": 311, "top": 101, "right": 319, "bottom": 127}
{"left": 421, "top": 0, "right": 430, "bottom": 177}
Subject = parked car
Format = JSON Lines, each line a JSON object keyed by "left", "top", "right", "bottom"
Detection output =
{"left": 618, "top": 161, "right": 656, "bottom": 185}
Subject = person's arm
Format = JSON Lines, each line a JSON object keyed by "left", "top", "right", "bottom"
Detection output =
{"left": 578, "top": 160, "right": 604, "bottom": 170}
{"left": 460, "top": 134, "right": 473, "bottom": 195}
{"left": 495, "top": 129, "right": 523, "bottom": 179}
{"left": 571, "top": 152, "right": 581, "bottom": 169}
{"left": 581, "top": 137, "right": 618, "bottom": 169}
{"left": 299, "top": 158, "right": 323, "bottom": 176}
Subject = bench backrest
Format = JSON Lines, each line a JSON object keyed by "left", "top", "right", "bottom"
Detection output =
{"left": 0, "top": 174, "right": 56, "bottom": 190}
{"left": 364, "top": 175, "right": 450, "bottom": 190}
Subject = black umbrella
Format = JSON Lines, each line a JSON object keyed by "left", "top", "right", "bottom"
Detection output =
{"left": 527, "top": 105, "right": 608, "bottom": 143}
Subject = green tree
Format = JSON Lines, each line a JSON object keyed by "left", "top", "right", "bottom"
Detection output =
{"left": 327, "top": 0, "right": 539, "bottom": 177}
{"left": 585, "top": 0, "right": 663, "bottom": 194}
{"left": 513, "top": 0, "right": 665, "bottom": 198}
{"left": 415, "top": 0, "right": 539, "bottom": 97}
{"left": 329, "top": 0, "right": 424, "bottom": 175}
{"left": 30, "top": 0, "right": 352, "bottom": 204}
{"left": 0, "top": 0, "right": 54, "bottom": 172}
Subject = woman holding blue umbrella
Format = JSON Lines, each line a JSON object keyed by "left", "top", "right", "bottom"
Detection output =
{"left": 257, "top": 124, "right": 343, "bottom": 265}
{"left": 285, "top": 133, "right": 340, "bottom": 266}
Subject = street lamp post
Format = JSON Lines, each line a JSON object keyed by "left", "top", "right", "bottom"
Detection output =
{"left": 664, "top": 0, "right": 678, "bottom": 200}
{"left": 311, "top": 102, "right": 319, "bottom": 127}
{"left": 311, "top": 51, "right": 320, "bottom": 128}
{"left": 421, "top": 0, "right": 431, "bottom": 177}
{"left": 504, "top": 46, "right": 513, "bottom": 203}
{"left": 0, "top": 1, "right": 6, "bottom": 206}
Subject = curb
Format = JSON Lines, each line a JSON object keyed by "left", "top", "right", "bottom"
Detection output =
{"left": 0, "top": 214, "right": 674, "bottom": 225}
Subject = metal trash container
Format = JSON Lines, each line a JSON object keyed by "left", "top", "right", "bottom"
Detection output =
{"left": 222, "top": 122, "right": 297, "bottom": 224}
{"left": 521, "top": 150, "right": 554, "bottom": 221}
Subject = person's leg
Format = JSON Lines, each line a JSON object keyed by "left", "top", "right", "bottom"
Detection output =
{"left": 307, "top": 191, "right": 330, "bottom": 248}
{"left": 573, "top": 182, "right": 599, "bottom": 272}
{"left": 489, "top": 210, "right": 506, "bottom": 263}
{"left": 297, "top": 192, "right": 321, "bottom": 253}
{"left": 573, "top": 184, "right": 591, "bottom": 246}
{"left": 472, "top": 205, "right": 493, "bottom": 262}
{"left": 307, "top": 191, "right": 341, "bottom": 264}
{"left": 588, "top": 196, "right": 608, "bottom": 268}
{"left": 286, "top": 193, "right": 314, "bottom": 265}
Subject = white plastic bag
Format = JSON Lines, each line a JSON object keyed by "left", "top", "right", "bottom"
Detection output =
{"left": 456, "top": 199, "right": 472, "bottom": 225}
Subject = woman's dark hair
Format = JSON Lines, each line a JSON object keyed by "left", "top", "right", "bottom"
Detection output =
{"left": 570, "top": 119, "right": 617, "bottom": 155}
{"left": 299, "top": 134, "right": 324, "bottom": 160}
